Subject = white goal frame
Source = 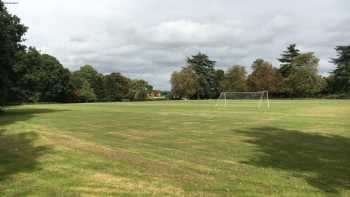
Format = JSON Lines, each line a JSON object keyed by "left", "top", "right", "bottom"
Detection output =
{"left": 215, "top": 91, "right": 270, "bottom": 109}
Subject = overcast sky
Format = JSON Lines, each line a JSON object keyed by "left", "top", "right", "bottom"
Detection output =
{"left": 7, "top": 0, "right": 350, "bottom": 90}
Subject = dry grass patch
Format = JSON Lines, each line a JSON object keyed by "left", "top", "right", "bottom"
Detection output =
{"left": 75, "top": 172, "right": 184, "bottom": 196}
{"left": 302, "top": 106, "right": 350, "bottom": 117}
{"left": 37, "top": 126, "right": 198, "bottom": 179}
{"left": 108, "top": 130, "right": 165, "bottom": 141}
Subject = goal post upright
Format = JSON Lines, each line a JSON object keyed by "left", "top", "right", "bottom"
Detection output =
{"left": 258, "top": 91, "right": 264, "bottom": 109}
{"left": 224, "top": 92, "right": 227, "bottom": 107}
{"left": 266, "top": 90, "right": 270, "bottom": 110}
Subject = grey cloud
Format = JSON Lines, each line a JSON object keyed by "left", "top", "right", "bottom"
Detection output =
{"left": 7, "top": 0, "right": 350, "bottom": 90}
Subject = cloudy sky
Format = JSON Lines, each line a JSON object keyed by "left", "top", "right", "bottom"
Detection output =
{"left": 7, "top": 0, "right": 350, "bottom": 90}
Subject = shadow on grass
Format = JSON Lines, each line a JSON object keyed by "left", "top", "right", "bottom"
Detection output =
{"left": 0, "top": 108, "right": 69, "bottom": 126}
{"left": 0, "top": 129, "right": 50, "bottom": 182}
{"left": 0, "top": 108, "right": 68, "bottom": 184}
{"left": 237, "top": 127, "right": 350, "bottom": 194}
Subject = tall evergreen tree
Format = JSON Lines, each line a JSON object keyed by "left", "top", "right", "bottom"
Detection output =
{"left": 278, "top": 44, "right": 300, "bottom": 77}
{"left": 187, "top": 53, "right": 217, "bottom": 98}
{"left": 330, "top": 46, "right": 350, "bottom": 94}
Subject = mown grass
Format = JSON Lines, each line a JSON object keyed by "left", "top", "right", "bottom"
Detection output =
{"left": 0, "top": 100, "right": 349, "bottom": 196}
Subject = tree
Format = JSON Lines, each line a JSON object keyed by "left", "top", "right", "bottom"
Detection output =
{"left": 0, "top": 2, "right": 27, "bottom": 105}
{"left": 221, "top": 65, "right": 247, "bottom": 92}
{"left": 247, "top": 59, "right": 282, "bottom": 93}
{"left": 39, "top": 54, "right": 73, "bottom": 102}
{"left": 104, "top": 72, "right": 130, "bottom": 101}
{"left": 282, "top": 68, "right": 324, "bottom": 97}
{"left": 187, "top": 53, "right": 217, "bottom": 98}
{"left": 129, "top": 79, "right": 153, "bottom": 101}
{"left": 329, "top": 46, "right": 350, "bottom": 94}
{"left": 134, "top": 89, "right": 148, "bottom": 101}
{"left": 278, "top": 44, "right": 300, "bottom": 77}
{"left": 291, "top": 52, "right": 319, "bottom": 73}
{"left": 170, "top": 66, "right": 201, "bottom": 99}
{"left": 214, "top": 69, "right": 225, "bottom": 96}
{"left": 79, "top": 80, "right": 97, "bottom": 102}
{"left": 281, "top": 53, "right": 324, "bottom": 97}
{"left": 170, "top": 71, "right": 184, "bottom": 99}
{"left": 13, "top": 48, "right": 45, "bottom": 102}
{"left": 94, "top": 74, "right": 105, "bottom": 99}
{"left": 73, "top": 65, "right": 105, "bottom": 99}
{"left": 14, "top": 48, "right": 73, "bottom": 102}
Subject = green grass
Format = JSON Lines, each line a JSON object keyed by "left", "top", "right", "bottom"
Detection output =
{"left": 0, "top": 100, "right": 349, "bottom": 196}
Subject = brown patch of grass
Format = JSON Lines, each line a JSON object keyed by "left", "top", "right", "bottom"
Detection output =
{"left": 303, "top": 107, "right": 350, "bottom": 117}
{"left": 107, "top": 131, "right": 145, "bottom": 140}
{"left": 303, "top": 127, "right": 342, "bottom": 134}
{"left": 37, "top": 126, "right": 212, "bottom": 182}
{"left": 75, "top": 172, "right": 184, "bottom": 196}
{"left": 107, "top": 130, "right": 165, "bottom": 141}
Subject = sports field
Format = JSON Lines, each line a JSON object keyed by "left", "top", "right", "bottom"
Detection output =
{"left": 0, "top": 100, "right": 349, "bottom": 196}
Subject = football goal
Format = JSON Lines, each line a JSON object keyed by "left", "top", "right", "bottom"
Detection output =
{"left": 215, "top": 91, "right": 270, "bottom": 109}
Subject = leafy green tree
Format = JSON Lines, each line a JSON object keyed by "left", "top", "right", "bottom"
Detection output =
{"left": 70, "top": 73, "right": 89, "bottom": 102}
{"left": 129, "top": 79, "right": 153, "bottom": 101}
{"left": 14, "top": 48, "right": 73, "bottom": 102}
{"left": 170, "top": 71, "right": 184, "bottom": 99}
{"left": 221, "top": 65, "right": 247, "bottom": 92}
{"left": 187, "top": 53, "right": 217, "bottom": 98}
{"left": 39, "top": 54, "right": 73, "bottom": 102}
{"left": 282, "top": 68, "right": 324, "bottom": 97}
{"left": 171, "top": 66, "right": 201, "bottom": 99}
{"left": 214, "top": 69, "right": 225, "bottom": 96}
{"left": 74, "top": 65, "right": 98, "bottom": 83}
{"left": 329, "top": 46, "right": 350, "bottom": 94}
{"left": 278, "top": 44, "right": 300, "bottom": 77}
{"left": 79, "top": 80, "right": 97, "bottom": 102}
{"left": 13, "top": 48, "right": 44, "bottom": 102}
{"left": 94, "top": 75, "right": 105, "bottom": 99}
{"left": 247, "top": 59, "right": 282, "bottom": 93}
{"left": 0, "top": 2, "right": 27, "bottom": 105}
{"left": 291, "top": 52, "right": 319, "bottom": 73}
{"left": 134, "top": 89, "right": 148, "bottom": 101}
{"left": 71, "top": 72, "right": 85, "bottom": 90}
{"left": 281, "top": 53, "right": 324, "bottom": 97}
{"left": 73, "top": 65, "right": 105, "bottom": 99}
{"left": 104, "top": 72, "right": 130, "bottom": 101}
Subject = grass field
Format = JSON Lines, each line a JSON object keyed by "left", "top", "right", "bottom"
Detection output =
{"left": 0, "top": 100, "right": 349, "bottom": 196}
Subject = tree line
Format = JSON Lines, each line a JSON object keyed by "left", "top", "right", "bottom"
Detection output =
{"left": 0, "top": 2, "right": 153, "bottom": 106}
{"left": 171, "top": 44, "right": 350, "bottom": 99}
{"left": 3, "top": 47, "right": 154, "bottom": 104}
{"left": 1, "top": 1, "right": 350, "bottom": 107}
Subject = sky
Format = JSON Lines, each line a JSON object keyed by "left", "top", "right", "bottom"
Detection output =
{"left": 7, "top": 0, "right": 350, "bottom": 90}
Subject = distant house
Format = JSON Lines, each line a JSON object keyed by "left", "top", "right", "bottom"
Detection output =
{"left": 148, "top": 90, "right": 161, "bottom": 98}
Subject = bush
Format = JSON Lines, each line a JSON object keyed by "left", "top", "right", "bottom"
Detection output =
{"left": 323, "top": 93, "right": 350, "bottom": 99}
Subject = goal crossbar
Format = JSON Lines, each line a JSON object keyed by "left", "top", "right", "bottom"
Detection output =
{"left": 216, "top": 91, "right": 270, "bottom": 109}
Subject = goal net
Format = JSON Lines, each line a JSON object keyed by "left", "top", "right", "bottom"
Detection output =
{"left": 215, "top": 91, "right": 270, "bottom": 109}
